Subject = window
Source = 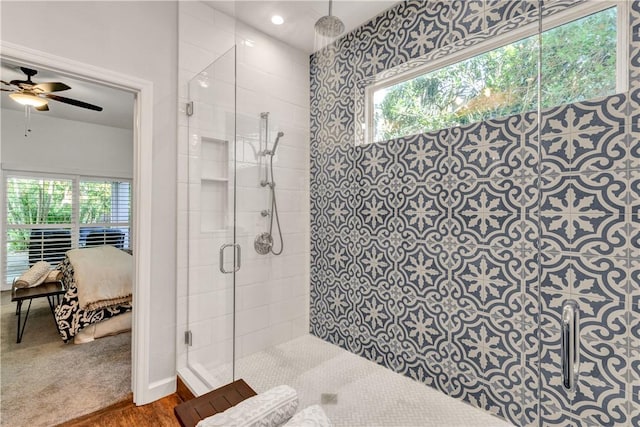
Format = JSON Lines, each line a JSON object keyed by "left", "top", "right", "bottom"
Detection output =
{"left": 368, "top": 5, "right": 622, "bottom": 144}
{"left": 3, "top": 173, "right": 131, "bottom": 286}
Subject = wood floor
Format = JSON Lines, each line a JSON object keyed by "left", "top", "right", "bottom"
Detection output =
{"left": 57, "top": 379, "right": 195, "bottom": 427}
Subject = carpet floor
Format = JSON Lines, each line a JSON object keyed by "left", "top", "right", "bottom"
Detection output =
{"left": 1, "top": 290, "right": 131, "bottom": 427}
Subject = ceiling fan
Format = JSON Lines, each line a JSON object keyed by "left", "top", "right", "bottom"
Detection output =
{"left": 1, "top": 67, "right": 103, "bottom": 112}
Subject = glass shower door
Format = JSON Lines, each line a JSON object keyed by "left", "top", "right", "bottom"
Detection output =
{"left": 186, "top": 46, "right": 238, "bottom": 389}
{"left": 536, "top": 2, "right": 637, "bottom": 426}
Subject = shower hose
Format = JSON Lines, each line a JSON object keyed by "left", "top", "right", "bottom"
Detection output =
{"left": 268, "top": 151, "right": 284, "bottom": 255}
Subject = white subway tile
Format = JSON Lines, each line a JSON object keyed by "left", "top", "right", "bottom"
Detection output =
{"left": 237, "top": 327, "right": 270, "bottom": 358}
{"left": 269, "top": 296, "right": 306, "bottom": 325}
{"left": 236, "top": 305, "right": 270, "bottom": 336}
{"left": 291, "top": 317, "right": 309, "bottom": 338}
{"left": 180, "top": 1, "right": 215, "bottom": 25}
{"left": 268, "top": 321, "right": 293, "bottom": 346}
{"left": 178, "top": 3, "right": 311, "bottom": 360}
{"left": 236, "top": 257, "right": 271, "bottom": 286}
{"left": 238, "top": 282, "right": 272, "bottom": 310}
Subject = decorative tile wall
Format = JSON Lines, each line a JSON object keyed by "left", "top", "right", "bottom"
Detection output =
{"left": 309, "top": 1, "right": 640, "bottom": 426}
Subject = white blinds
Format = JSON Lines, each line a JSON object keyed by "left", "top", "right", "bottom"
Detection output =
{"left": 3, "top": 173, "right": 131, "bottom": 286}
{"left": 79, "top": 179, "right": 131, "bottom": 248}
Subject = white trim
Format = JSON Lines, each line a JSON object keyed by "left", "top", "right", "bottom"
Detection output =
{"left": 365, "top": 1, "right": 625, "bottom": 145}
{"left": 1, "top": 162, "right": 134, "bottom": 180}
{"left": 0, "top": 41, "right": 156, "bottom": 405}
{"left": 617, "top": 0, "right": 630, "bottom": 93}
{"left": 1, "top": 168, "right": 131, "bottom": 182}
{"left": 147, "top": 377, "right": 178, "bottom": 403}
{"left": 177, "top": 367, "right": 210, "bottom": 397}
{"left": 1, "top": 170, "right": 6, "bottom": 295}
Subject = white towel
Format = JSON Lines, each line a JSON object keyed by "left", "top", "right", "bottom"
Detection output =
{"left": 14, "top": 261, "right": 50, "bottom": 288}
{"left": 44, "top": 269, "right": 63, "bottom": 283}
{"left": 283, "top": 406, "right": 333, "bottom": 427}
{"left": 197, "top": 385, "right": 298, "bottom": 427}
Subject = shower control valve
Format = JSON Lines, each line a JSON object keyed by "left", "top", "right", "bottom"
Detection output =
{"left": 261, "top": 210, "right": 270, "bottom": 217}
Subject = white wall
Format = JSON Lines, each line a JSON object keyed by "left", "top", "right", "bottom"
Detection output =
{"left": 1, "top": 1, "right": 178, "bottom": 402}
{"left": 1, "top": 108, "right": 133, "bottom": 178}
{"left": 177, "top": 2, "right": 310, "bottom": 392}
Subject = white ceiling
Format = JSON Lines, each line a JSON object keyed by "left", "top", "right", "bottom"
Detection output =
{"left": 1, "top": 2, "right": 396, "bottom": 128}
{"left": 204, "top": 0, "right": 399, "bottom": 53}
{"left": 1, "top": 60, "right": 134, "bottom": 130}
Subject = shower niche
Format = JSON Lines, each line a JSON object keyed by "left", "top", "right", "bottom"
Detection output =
{"left": 199, "top": 136, "right": 229, "bottom": 233}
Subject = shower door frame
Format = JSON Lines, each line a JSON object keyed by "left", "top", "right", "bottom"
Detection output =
{"left": 185, "top": 45, "right": 239, "bottom": 391}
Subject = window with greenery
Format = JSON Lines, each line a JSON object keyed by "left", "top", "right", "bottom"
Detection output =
{"left": 4, "top": 174, "right": 131, "bottom": 286}
{"left": 371, "top": 6, "right": 618, "bottom": 143}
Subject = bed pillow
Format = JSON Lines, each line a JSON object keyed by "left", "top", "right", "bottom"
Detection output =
{"left": 196, "top": 385, "right": 298, "bottom": 427}
{"left": 283, "top": 405, "right": 332, "bottom": 427}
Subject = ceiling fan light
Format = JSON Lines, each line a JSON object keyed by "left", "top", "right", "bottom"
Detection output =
{"left": 9, "top": 92, "right": 48, "bottom": 107}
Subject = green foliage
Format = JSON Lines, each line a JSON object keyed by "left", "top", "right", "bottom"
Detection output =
{"left": 5, "top": 178, "right": 114, "bottom": 251}
{"left": 6, "top": 178, "right": 72, "bottom": 225}
{"left": 80, "top": 182, "right": 113, "bottom": 224}
{"left": 375, "top": 7, "right": 617, "bottom": 142}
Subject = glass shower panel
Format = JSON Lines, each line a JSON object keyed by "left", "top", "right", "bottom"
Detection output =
{"left": 186, "top": 46, "right": 237, "bottom": 389}
{"left": 232, "top": 110, "right": 288, "bottom": 364}
{"left": 537, "top": 2, "right": 637, "bottom": 426}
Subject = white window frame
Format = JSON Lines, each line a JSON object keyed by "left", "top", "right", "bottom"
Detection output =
{"left": 364, "top": 0, "right": 629, "bottom": 145}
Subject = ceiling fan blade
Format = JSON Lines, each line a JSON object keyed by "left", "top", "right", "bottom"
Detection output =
{"left": 33, "top": 82, "right": 71, "bottom": 93}
{"left": 1, "top": 80, "right": 11, "bottom": 86}
{"left": 0, "top": 88, "right": 13, "bottom": 92}
{"left": 35, "top": 104, "right": 49, "bottom": 111}
{"left": 9, "top": 79, "right": 30, "bottom": 86}
{"left": 45, "top": 94, "right": 103, "bottom": 111}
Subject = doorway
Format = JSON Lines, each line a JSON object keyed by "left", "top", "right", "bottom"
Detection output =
{"left": 0, "top": 40, "right": 154, "bottom": 421}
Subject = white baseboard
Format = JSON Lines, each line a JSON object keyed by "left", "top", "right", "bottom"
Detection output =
{"left": 135, "top": 377, "right": 176, "bottom": 405}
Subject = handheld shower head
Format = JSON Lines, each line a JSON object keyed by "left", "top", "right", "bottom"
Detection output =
{"left": 271, "top": 131, "right": 284, "bottom": 155}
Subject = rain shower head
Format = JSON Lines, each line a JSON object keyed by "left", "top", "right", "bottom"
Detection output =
{"left": 315, "top": 0, "right": 345, "bottom": 38}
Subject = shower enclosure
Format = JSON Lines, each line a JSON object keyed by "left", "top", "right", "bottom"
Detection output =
{"left": 185, "top": 46, "right": 237, "bottom": 387}
{"left": 184, "top": 38, "right": 308, "bottom": 391}
{"left": 180, "top": 1, "right": 639, "bottom": 425}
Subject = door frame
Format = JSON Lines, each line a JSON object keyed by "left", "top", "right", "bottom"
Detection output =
{"left": 0, "top": 41, "right": 155, "bottom": 405}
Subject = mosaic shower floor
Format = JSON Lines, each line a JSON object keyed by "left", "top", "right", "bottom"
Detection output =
{"left": 234, "top": 334, "right": 513, "bottom": 427}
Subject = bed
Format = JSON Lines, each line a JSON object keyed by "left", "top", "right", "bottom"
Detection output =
{"left": 54, "top": 245, "right": 133, "bottom": 343}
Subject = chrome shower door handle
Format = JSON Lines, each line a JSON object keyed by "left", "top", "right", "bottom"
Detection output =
{"left": 235, "top": 244, "right": 241, "bottom": 272}
{"left": 561, "top": 299, "right": 580, "bottom": 391}
{"left": 219, "top": 243, "right": 241, "bottom": 274}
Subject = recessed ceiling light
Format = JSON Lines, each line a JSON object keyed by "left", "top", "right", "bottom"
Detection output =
{"left": 271, "top": 15, "right": 284, "bottom": 25}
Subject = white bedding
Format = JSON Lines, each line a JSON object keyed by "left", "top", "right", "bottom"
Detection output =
{"left": 66, "top": 245, "right": 132, "bottom": 311}
{"left": 73, "top": 311, "right": 132, "bottom": 344}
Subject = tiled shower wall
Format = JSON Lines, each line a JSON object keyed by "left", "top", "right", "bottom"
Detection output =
{"left": 309, "top": 1, "right": 640, "bottom": 426}
{"left": 177, "top": 1, "right": 310, "bottom": 390}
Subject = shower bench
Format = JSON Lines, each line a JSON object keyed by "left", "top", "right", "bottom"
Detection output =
{"left": 174, "top": 379, "right": 257, "bottom": 427}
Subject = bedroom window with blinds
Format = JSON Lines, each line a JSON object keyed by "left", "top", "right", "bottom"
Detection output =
{"left": 3, "top": 173, "right": 131, "bottom": 287}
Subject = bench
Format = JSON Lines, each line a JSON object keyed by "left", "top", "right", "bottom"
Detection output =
{"left": 12, "top": 280, "right": 66, "bottom": 343}
{"left": 174, "top": 379, "right": 257, "bottom": 427}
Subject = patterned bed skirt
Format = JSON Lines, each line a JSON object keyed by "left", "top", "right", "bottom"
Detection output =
{"left": 54, "top": 257, "right": 132, "bottom": 343}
